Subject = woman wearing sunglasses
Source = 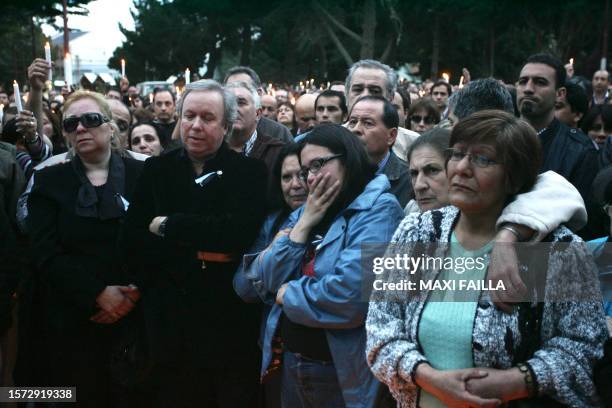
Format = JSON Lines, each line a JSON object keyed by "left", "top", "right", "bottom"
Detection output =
{"left": 367, "top": 110, "right": 607, "bottom": 407}
{"left": 407, "top": 99, "right": 440, "bottom": 134}
{"left": 27, "top": 91, "right": 144, "bottom": 406}
{"left": 249, "top": 124, "right": 404, "bottom": 407}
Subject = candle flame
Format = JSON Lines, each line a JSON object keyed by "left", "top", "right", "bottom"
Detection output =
{"left": 45, "top": 42, "right": 50, "bottom": 49}
{"left": 442, "top": 73, "right": 450, "bottom": 82}
{"left": 569, "top": 58, "right": 574, "bottom": 65}
{"left": 13, "top": 80, "right": 18, "bottom": 86}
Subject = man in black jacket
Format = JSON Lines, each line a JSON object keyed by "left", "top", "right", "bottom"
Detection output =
{"left": 517, "top": 55, "right": 598, "bottom": 198}
{"left": 122, "top": 79, "right": 267, "bottom": 407}
{"left": 0, "top": 147, "right": 23, "bottom": 377}
{"left": 517, "top": 53, "right": 600, "bottom": 237}
{"left": 347, "top": 96, "right": 412, "bottom": 207}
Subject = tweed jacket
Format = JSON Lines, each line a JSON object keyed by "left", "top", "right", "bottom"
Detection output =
{"left": 366, "top": 206, "right": 608, "bottom": 408}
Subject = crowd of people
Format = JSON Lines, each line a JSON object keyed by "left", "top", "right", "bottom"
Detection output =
{"left": 0, "top": 51, "right": 611, "bottom": 408}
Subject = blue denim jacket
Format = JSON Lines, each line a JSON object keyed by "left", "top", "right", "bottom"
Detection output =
{"left": 234, "top": 174, "right": 403, "bottom": 408}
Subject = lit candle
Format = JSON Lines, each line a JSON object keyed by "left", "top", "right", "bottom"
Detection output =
{"left": 149, "top": 93, "right": 153, "bottom": 104}
{"left": 442, "top": 73, "right": 450, "bottom": 82}
{"left": 459, "top": 75, "right": 464, "bottom": 88}
{"left": 13, "top": 81, "right": 23, "bottom": 112}
{"left": 121, "top": 58, "right": 126, "bottom": 77}
{"left": 569, "top": 58, "right": 574, "bottom": 66}
{"left": 185, "top": 68, "right": 190, "bottom": 85}
{"left": 327, "top": 81, "right": 330, "bottom": 89}
{"left": 44, "top": 41, "right": 52, "bottom": 82}
{"left": 290, "top": 96, "right": 296, "bottom": 105}
{"left": 64, "top": 53, "right": 73, "bottom": 86}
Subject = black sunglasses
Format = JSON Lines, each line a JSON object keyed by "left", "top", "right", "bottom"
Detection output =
{"left": 410, "top": 114, "right": 435, "bottom": 125}
{"left": 62, "top": 112, "right": 110, "bottom": 132}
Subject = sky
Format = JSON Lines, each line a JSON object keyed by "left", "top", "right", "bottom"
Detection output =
{"left": 42, "top": 0, "right": 135, "bottom": 73}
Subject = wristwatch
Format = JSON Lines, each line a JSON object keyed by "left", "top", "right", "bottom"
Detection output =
{"left": 158, "top": 218, "right": 168, "bottom": 237}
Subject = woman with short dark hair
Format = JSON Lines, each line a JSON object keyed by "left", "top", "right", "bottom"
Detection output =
{"left": 367, "top": 110, "right": 608, "bottom": 407}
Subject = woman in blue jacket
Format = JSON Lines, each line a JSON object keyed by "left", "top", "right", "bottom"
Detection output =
{"left": 238, "top": 124, "right": 404, "bottom": 408}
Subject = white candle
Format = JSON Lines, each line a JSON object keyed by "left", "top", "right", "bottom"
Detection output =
{"left": 459, "top": 75, "right": 464, "bottom": 88}
{"left": 442, "top": 73, "right": 450, "bottom": 83}
{"left": 185, "top": 68, "right": 190, "bottom": 85}
{"left": 149, "top": 93, "right": 153, "bottom": 104}
{"left": 121, "top": 59, "right": 126, "bottom": 77}
{"left": 64, "top": 53, "right": 73, "bottom": 86}
{"left": 44, "top": 42, "right": 52, "bottom": 82}
{"left": 13, "top": 81, "right": 23, "bottom": 112}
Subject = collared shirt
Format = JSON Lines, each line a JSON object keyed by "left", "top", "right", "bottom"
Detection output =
{"left": 592, "top": 90, "right": 610, "bottom": 105}
{"left": 377, "top": 150, "right": 391, "bottom": 174}
{"left": 244, "top": 130, "right": 258, "bottom": 157}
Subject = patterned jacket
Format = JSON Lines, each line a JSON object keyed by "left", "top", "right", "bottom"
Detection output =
{"left": 366, "top": 206, "right": 608, "bottom": 407}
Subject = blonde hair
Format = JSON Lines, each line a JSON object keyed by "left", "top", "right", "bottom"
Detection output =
{"left": 63, "top": 90, "right": 128, "bottom": 156}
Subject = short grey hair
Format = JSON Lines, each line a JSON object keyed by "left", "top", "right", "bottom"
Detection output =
{"left": 452, "top": 78, "right": 515, "bottom": 121}
{"left": 225, "top": 81, "right": 261, "bottom": 109}
{"left": 176, "top": 79, "right": 238, "bottom": 134}
{"left": 345, "top": 59, "right": 398, "bottom": 100}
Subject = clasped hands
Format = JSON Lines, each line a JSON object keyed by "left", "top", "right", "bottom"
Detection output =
{"left": 91, "top": 285, "right": 141, "bottom": 324}
{"left": 415, "top": 365, "right": 528, "bottom": 408}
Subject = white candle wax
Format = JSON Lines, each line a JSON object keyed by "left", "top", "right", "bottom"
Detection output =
{"left": 64, "top": 54, "right": 73, "bottom": 86}
{"left": 121, "top": 59, "right": 126, "bottom": 77}
{"left": 185, "top": 68, "right": 190, "bottom": 85}
{"left": 13, "top": 81, "right": 23, "bottom": 112}
{"left": 45, "top": 42, "right": 53, "bottom": 82}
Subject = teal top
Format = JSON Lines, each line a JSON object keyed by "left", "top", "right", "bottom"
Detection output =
{"left": 417, "top": 232, "right": 492, "bottom": 407}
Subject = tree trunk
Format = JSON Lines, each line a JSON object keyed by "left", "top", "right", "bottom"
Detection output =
{"left": 240, "top": 22, "right": 251, "bottom": 66}
{"left": 319, "top": 42, "right": 328, "bottom": 80}
{"left": 205, "top": 42, "right": 220, "bottom": 79}
{"left": 430, "top": 14, "right": 440, "bottom": 80}
{"left": 30, "top": 16, "right": 36, "bottom": 61}
{"left": 360, "top": 0, "right": 376, "bottom": 59}
{"left": 602, "top": 0, "right": 609, "bottom": 68}
{"left": 62, "top": 0, "right": 69, "bottom": 55}
{"left": 489, "top": 26, "right": 495, "bottom": 76}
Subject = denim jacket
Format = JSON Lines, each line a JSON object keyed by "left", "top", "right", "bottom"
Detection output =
{"left": 235, "top": 174, "right": 403, "bottom": 408}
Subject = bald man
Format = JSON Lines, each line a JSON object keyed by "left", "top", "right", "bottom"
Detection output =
{"left": 592, "top": 70, "right": 610, "bottom": 105}
{"left": 106, "top": 99, "right": 132, "bottom": 148}
{"left": 260, "top": 94, "right": 278, "bottom": 120}
{"left": 295, "top": 94, "right": 317, "bottom": 134}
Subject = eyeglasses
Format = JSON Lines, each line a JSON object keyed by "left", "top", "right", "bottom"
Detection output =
{"left": 446, "top": 148, "right": 499, "bottom": 168}
{"left": 299, "top": 154, "right": 343, "bottom": 182}
{"left": 410, "top": 115, "right": 435, "bottom": 125}
{"left": 62, "top": 112, "right": 110, "bottom": 132}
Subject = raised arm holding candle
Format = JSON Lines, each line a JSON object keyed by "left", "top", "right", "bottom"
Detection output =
{"left": 27, "top": 59, "right": 53, "bottom": 150}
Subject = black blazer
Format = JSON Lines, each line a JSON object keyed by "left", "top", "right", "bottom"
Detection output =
{"left": 121, "top": 143, "right": 268, "bottom": 363}
{"left": 27, "top": 156, "right": 143, "bottom": 327}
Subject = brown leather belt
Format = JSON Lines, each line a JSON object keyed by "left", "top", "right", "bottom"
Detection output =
{"left": 197, "top": 251, "right": 237, "bottom": 265}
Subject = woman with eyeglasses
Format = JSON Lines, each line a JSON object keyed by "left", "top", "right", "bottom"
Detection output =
{"left": 233, "top": 142, "right": 306, "bottom": 407}
{"left": 407, "top": 99, "right": 440, "bottom": 134}
{"left": 249, "top": 124, "right": 404, "bottom": 407}
{"left": 367, "top": 110, "right": 607, "bottom": 407}
{"left": 26, "top": 90, "right": 143, "bottom": 406}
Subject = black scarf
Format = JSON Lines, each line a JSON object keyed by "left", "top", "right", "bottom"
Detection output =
{"left": 72, "top": 152, "right": 126, "bottom": 220}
